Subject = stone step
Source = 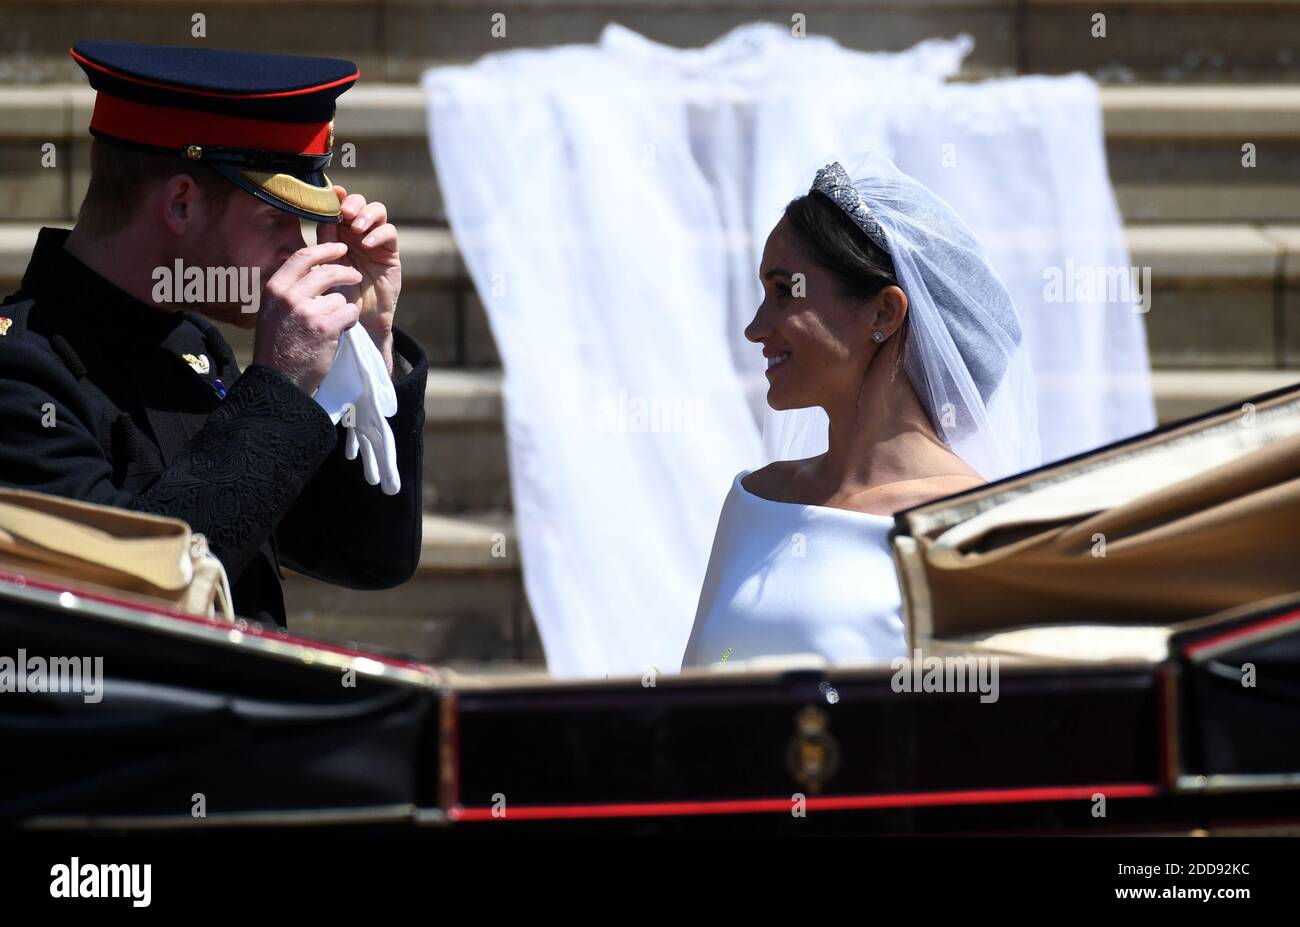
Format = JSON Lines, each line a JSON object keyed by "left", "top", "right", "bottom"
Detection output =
{"left": 283, "top": 509, "right": 543, "bottom": 668}
{"left": 5, "top": 0, "right": 1300, "bottom": 84}
{"left": 420, "top": 369, "right": 511, "bottom": 513}
{"left": 1150, "top": 368, "right": 1300, "bottom": 423}
{"left": 3, "top": 83, "right": 1300, "bottom": 223}
{"left": 1125, "top": 223, "right": 1300, "bottom": 368}
{"left": 1105, "top": 86, "right": 1300, "bottom": 222}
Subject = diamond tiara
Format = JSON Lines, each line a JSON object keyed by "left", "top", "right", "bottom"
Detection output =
{"left": 810, "top": 161, "right": 888, "bottom": 252}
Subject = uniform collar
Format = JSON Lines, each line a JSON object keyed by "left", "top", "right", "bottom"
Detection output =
{"left": 21, "top": 226, "right": 189, "bottom": 352}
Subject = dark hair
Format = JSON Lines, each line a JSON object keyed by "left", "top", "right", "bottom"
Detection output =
{"left": 77, "top": 137, "right": 235, "bottom": 238}
{"left": 782, "top": 190, "right": 899, "bottom": 302}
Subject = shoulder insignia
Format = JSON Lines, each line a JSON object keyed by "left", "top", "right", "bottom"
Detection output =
{"left": 181, "top": 352, "right": 211, "bottom": 375}
{"left": 0, "top": 317, "right": 11, "bottom": 336}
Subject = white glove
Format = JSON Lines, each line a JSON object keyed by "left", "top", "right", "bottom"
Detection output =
{"left": 312, "top": 325, "right": 401, "bottom": 495}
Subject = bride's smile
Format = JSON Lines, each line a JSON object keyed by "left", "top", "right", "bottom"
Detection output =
{"left": 764, "top": 350, "right": 790, "bottom": 371}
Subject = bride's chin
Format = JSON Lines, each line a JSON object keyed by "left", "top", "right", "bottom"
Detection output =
{"left": 764, "top": 389, "right": 801, "bottom": 412}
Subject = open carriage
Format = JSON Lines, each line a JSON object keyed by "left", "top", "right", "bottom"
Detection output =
{"left": 3, "top": 382, "right": 1299, "bottom": 835}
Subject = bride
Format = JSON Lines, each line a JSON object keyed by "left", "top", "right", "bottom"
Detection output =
{"left": 681, "top": 152, "right": 1041, "bottom": 669}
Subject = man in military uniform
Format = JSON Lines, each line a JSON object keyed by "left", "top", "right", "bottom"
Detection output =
{"left": 0, "top": 41, "right": 428, "bottom": 628}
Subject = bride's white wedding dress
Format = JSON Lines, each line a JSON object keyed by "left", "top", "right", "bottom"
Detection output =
{"left": 680, "top": 468, "right": 908, "bottom": 669}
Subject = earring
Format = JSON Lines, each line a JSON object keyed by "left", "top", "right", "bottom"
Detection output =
{"left": 872, "top": 330, "right": 885, "bottom": 343}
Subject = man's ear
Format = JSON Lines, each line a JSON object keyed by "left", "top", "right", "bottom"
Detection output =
{"left": 160, "top": 174, "right": 202, "bottom": 236}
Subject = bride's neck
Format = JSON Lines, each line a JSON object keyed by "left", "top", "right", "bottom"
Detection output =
{"left": 823, "top": 411, "right": 945, "bottom": 487}
{"left": 817, "top": 362, "right": 950, "bottom": 492}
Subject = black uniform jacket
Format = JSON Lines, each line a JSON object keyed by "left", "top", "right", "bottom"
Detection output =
{"left": 0, "top": 227, "right": 428, "bottom": 628}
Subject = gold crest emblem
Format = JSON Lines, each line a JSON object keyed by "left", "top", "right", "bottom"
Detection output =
{"left": 0, "top": 317, "right": 11, "bottom": 337}
{"left": 786, "top": 704, "right": 840, "bottom": 794}
{"left": 326, "top": 119, "right": 335, "bottom": 152}
{"left": 181, "top": 353, "right": 210, "bottom": 375}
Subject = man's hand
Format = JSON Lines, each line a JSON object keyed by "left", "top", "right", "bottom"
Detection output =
{"left": 317, "top": 185, "right": 402, "bottom": 378}
{"left": 253, "top": 242, "right": 362, "bottom": 397}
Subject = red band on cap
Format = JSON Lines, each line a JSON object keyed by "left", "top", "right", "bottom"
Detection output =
{"left": 91, "top": 93, "right": 332, "bottom": 156}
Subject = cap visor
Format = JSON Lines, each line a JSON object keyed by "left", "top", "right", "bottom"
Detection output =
{"left": 210, "top": 163, "right": 342, "bottom": 223}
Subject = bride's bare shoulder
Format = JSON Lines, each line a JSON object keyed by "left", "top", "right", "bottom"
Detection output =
{"left": 740, "top": 459, "right": 805, "bottom": 501}
{"left": 874, "top": 474, "right": 985, "bottom": 514}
